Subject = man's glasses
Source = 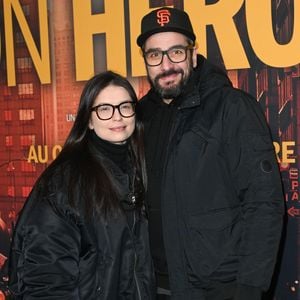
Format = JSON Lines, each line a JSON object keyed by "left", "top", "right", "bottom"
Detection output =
{"left": 91, "top": 101, "right": 136, "bottom": 120}
{"left": 143, "top": 45, "right": 194, "bottom": 66}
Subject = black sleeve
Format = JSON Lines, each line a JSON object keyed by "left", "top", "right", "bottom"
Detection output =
{"left": 8, "top": 191, "right": 81, "bottom": 299}
{"left": 224, "top": 90, "right": 285, "bottom": 291}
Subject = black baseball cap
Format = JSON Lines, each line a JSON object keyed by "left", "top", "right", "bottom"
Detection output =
{"left": 137, "top": 7, "right": 196, "bottom": 47}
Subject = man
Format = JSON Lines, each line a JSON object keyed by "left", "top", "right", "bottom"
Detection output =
{"left": 136, "top": 7, "right": 285, "bottom": 300}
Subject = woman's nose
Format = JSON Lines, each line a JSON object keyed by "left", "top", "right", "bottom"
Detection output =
{"left": 112, "top": 108, "right": 122, "bottom": 120}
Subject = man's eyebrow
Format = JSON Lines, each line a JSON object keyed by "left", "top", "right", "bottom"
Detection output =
{"left": 144, "top": 44, "right": 186, "bottom": 52}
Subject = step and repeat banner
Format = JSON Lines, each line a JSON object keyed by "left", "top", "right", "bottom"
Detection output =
{"left": 0, "top": 0, "right": 299, "bottom": 299}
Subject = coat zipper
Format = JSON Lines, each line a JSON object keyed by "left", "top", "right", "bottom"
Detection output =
{"left": 132, "top": 211, "right": 142, "bottom": 300}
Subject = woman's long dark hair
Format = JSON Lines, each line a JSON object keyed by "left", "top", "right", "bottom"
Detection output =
{"left": 38, "top": 71, "right": 147, "bottom": 217}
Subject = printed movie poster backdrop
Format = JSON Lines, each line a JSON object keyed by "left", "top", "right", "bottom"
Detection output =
{"left": 0, "top": 0, "right": 299, "bottom": 299}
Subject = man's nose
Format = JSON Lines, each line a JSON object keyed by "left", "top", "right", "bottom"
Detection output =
{"left": 160, "top": 53, "right": 174, "bottom": 70}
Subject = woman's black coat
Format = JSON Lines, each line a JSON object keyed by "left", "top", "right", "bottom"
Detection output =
{"left": 8, "top": 140, "right": 155, "bottom": 299}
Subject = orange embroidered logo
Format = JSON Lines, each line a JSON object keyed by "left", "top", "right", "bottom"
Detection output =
{"left": 157, "top": 9, "right": 171, "bottom": 27}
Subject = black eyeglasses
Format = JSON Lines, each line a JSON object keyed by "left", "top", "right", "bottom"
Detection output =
{"left": 143, "top": 45, "right": 194, "bottom": 66}
{"left": 91, "top": 101, "right": 136, "bottom": 120}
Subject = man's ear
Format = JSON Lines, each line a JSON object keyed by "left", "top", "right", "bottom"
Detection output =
{"left": 192, "top": 46, "right": 198, "bottom": 68}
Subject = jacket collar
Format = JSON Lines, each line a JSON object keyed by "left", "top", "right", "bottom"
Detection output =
{"left": 176, "top": 55, "right": 232, "bottom": 109}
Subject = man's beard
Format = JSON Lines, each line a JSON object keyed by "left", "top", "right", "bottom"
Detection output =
{"left": 149, "top": 69, "right": 189, "bottom": 100}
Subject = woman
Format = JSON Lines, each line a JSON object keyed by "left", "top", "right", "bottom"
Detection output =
{"left": 8, "top": 71, "right": 155, "bottom": 299}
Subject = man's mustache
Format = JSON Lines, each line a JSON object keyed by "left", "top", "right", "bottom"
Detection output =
{"left": 155, "top": 69, "right": 183, "bottom": 81}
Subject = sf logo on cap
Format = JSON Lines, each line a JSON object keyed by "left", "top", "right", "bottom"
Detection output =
{"left": 157, "top": 9, "right": 171, "bottom": 27}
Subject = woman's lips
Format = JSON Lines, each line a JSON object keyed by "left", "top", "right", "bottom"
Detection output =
{"left": 110, "top": 126, "right": 126, "bottom": 132}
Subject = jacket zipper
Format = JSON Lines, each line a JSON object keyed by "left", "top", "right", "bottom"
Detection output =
{"left": 132, "top": 211, "right": 142, "bottom": 300}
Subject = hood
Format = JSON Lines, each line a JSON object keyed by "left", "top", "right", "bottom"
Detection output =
{"left": 196, "top": 55, "right": 232, "bottom": 97}
{"left": 177, "top": 55, "right": 232, "bottom": 108}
